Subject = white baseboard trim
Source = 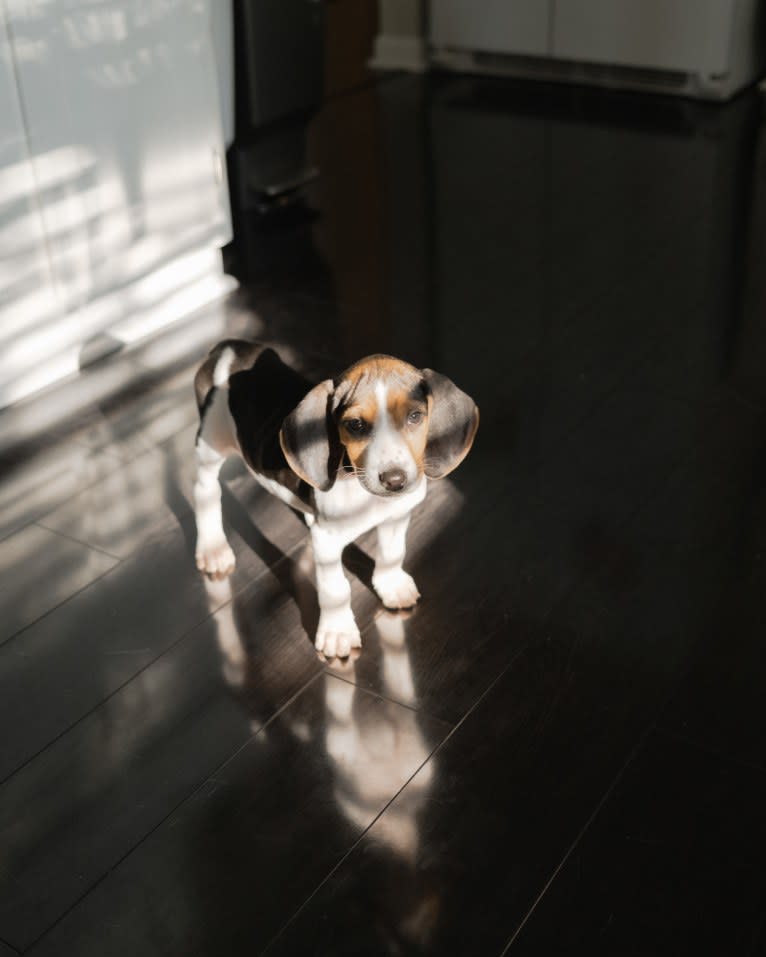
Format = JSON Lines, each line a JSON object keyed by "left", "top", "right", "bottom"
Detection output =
{"left": 369, "top": 34, "right": 428, "bottom": 73}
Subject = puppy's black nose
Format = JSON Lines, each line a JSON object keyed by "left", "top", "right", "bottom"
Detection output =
{"left": 379, "top": 467, "right": 406, "bottom": 492}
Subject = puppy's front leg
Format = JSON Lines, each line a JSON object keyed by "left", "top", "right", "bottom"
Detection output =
{"left": 311, "top": 525, "right": 361, "bottom": 659}
{"left": 372, "top": 515, "right": 421, "bottom": 610}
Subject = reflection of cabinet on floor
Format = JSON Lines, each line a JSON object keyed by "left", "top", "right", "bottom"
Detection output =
{"left": 429, "top": 86, "right": 759, "bottom": 400}
{"left": 0, "top": 1, "right": 234, "bottom": 409}
{"left": 431, "top": 0, "right": 766, "bottom": 101}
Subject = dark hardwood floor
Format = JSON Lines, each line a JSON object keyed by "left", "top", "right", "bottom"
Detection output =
{"left": 2, "top": 74, "right": 766, "bottom": 955}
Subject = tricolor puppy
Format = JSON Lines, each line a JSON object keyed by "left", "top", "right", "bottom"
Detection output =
{"left": 193, "top": 340, "right": 479, "bottom": 658}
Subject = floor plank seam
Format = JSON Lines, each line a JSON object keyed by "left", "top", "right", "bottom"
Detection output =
{"left": 497, "top": 717, "right": 658, "bottom": 957}
{"left": 0, "top": 935, "right": 20, "bottom": 956}
{"left": 25, "top": 420, "right": 197, "bottom": 544}
{"left": 260, "top": 649, "right": 529, "bottom": 956}
{"left": 17, "top": 669, "right": 327, "bottom": 954}
{"left": 0, "top": 535, "right": 309, "bottom": 788}
{"left": 33, "top": 521, "right": 124, "bottom": 561}
{"left": 497, "top": 601, "right": 710, "bottom": 957}
{"left": 0, "top": 516, "right": 44, "bottom": 546}
{"left": 484, "top": 442, "right": 715, "bottom": 953}
{"left": 0, "top": 554, "right": 122, "bottom": 653}
{"left": 325, "top": 666, "right": 440, "bottom": 720}
{"left": 68, "top": 407, "right": 199, "bottom": 459}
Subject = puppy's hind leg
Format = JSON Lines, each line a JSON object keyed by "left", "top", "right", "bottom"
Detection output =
{"left": 194, "top": 437, "right": 235, "bottom": 578}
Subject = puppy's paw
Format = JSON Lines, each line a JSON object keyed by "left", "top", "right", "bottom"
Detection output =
{"left": 196, "top": 540, "right": 236, "bottom": 579}
{"left": 372, "top": 569, "right": 421, "bottom": 610}
{"left": 315, "top": 611, "right": 362, "bottom": 660}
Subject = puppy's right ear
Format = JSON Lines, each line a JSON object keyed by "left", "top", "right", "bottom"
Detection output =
{"left": 279, "top": 380, "right": 341, "bottom": 491}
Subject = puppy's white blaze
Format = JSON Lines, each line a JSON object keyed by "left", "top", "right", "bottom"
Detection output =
{"left": 212, "top": 346, "right": 235, "bottom": 388}
{"left": 367, "top": 381, "right": 417, "bottom": 487}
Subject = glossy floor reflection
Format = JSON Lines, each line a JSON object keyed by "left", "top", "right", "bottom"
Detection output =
{"left": 2, "top": 74, "right": 766, "bottom": 955}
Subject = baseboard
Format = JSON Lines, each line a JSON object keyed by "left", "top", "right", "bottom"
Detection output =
{"left": 369, "top": 34, "right": 428, "bottom": 73}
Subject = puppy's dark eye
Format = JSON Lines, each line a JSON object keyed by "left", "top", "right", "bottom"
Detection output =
{"left": 344, "top": 418, "right": 367, "bottom": 435}
{"left": 407, "top": 410, "right": 424, "bottom": 425}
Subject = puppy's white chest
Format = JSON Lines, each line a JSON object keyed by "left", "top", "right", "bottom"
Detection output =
{"left": 315, "top": 476, "right": 426, "bottom": 538}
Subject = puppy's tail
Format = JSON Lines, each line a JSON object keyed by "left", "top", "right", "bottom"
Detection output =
{"left": 194, "top": 344, "right": 237, "bottom": 411}
{"left": 194, "top": 339, "right": 273, "bottom": 412}
{"left": 212, "top": 346, "right": 236, "bottom": 388}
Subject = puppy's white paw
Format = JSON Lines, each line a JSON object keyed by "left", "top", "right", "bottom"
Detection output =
{"left": 315, "top": 612, "right": 362, "bottom": 659}
{"left": 196, "top": 540, "right": 236, "bottom": 578}
{"left": 372, "top": 569, "right": 421, "bottom": 610}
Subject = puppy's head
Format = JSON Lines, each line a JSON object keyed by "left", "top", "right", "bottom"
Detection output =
{"left": 280, "top": 356, "right": 479, "bottom": 495}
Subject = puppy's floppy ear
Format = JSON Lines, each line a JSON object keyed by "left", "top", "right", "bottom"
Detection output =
{"left": 422, "top": 369, "right": 479, "bottom": 479}
{"left": 279, "top": 379, "right": 342, "bottom": 491}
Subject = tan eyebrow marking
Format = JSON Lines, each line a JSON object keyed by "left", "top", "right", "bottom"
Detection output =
{"left": 334, "top": 356, "right": 429, "bottom": 475}
{"left": 387, "top": 383, "right": 429, "bottom": 469}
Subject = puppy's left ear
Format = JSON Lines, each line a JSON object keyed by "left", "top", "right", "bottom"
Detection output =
{"left": 422, "top": 369, "right": 479, "bottom": 479}
{"left": 279, "top": 379, "right": 342, "bottom": 491}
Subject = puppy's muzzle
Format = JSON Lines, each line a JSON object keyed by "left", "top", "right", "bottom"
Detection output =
{"left": 379, "top": 467, "right": 407, "bottom": 493}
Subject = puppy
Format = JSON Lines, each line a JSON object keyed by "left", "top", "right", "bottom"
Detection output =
{"left": 193, "top": 340, "right": 478, "bottom": 658}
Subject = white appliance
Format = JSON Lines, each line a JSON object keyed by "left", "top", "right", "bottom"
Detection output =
{"left": 0, "top": 0, "right": 234, "bottom": 409}
{"left": 430, "top": 0, "right": 766, "bottom": 100}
